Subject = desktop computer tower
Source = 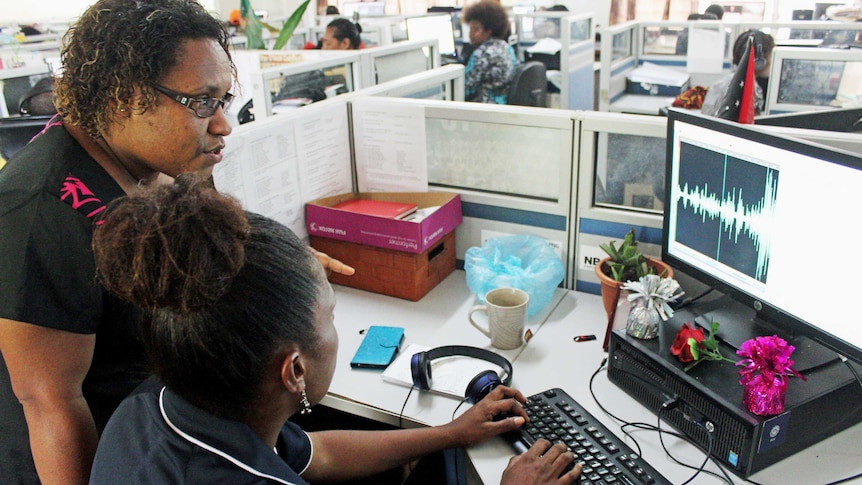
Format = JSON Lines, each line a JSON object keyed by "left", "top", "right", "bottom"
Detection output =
{"left": 607, "top": 318, "right": 862, "bottom": 478}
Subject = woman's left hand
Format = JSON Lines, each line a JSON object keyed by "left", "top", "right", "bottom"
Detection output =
{"left": 445, "top": 385, "right": 529, "bottom": 447}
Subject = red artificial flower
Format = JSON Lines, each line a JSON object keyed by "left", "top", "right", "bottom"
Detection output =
{"left": 671, "top": 322, "right": 705, "bottom": 363}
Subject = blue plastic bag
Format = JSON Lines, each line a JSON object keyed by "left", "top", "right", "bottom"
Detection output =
{"left": 464, "top": 234, "right": 565, "bottom": 317}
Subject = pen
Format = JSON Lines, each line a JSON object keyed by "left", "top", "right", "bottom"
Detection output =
{"left": 573, "top": 335, "right": 596, "bottom": 342}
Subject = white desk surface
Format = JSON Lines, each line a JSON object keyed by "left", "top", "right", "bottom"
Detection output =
{"left": 323, "top": 270, "right": 567, "bottom": 428}
{"left": 609, "top": 94, "right": 675, "bottom": 115}
{"left": 325, "top": 272, "right": 862, "bottom": 485}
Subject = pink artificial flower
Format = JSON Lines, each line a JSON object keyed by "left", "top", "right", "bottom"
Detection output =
{"left": 736, "top": 335, "right": 805, "bottom": 383}
{"left": 736, "top": 335, "right": 806, "bottom": 416}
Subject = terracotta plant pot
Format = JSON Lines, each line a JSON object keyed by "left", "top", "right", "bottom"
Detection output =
{"left": 594, "top": 256, "right": 674, "bottom": 322}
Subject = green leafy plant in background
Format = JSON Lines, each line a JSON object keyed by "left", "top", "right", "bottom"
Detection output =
{"left": 241, "top": 0, "right": 311, "bottom": 50}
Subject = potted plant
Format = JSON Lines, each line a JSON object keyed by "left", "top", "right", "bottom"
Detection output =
{"left": 594, "top": 229, "right": 673, "bottom": 345}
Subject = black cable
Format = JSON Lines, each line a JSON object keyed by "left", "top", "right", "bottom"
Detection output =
{"left": 838, "top": 354, "right": 862, "bottom": 391}
{"left": 659, "top": 406, "right": 713, "bottom": 485}
{"left": 592, "top": 357, "right": 737, "bottom": 484}
{"left": 672, "top": 287, "right": 715, "bottom": 310}
{"left": 825, "top": 471, "right": 862, "bottom": 485}
{"left": 399, "top": 386, "right": 415, "bottom": 429}
{"left": 587, "top": 357, "right": 643, "bottom": 456}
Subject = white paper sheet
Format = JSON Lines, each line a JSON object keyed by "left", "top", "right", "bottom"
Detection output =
{"left": 213, "top": 102, "right": 353, "bottom": 239}
{"left": 687, "top": 26, "right": 725, "bottom": 74}
{"left": 381, "top": 343, "right": 504, "bottom": 400}
{"left": 351, "top": 99, "right": 429, "bottom": 192}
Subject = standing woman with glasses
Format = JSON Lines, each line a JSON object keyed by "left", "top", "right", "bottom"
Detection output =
{"left": 0, "top": 1, "right": 347, "bottom": 483}
{"left": 0, "top": 1, "right": 235, "bottom": 483}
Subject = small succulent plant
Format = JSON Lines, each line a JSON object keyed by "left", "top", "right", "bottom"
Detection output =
{"left": 599, "top": 229, "right": 659, "bottom": 282}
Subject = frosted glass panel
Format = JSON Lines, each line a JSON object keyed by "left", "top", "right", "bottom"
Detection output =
{"left": 593, "top": 132, "right": 665, "bottom": 213}
{"left": 426, "top": 119, "right": 565, "bottom": 201}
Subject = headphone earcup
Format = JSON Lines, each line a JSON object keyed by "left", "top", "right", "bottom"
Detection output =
{"left": 410, "top": 351, "right": 431, "bottom": 390}
{"left": 464, "top": 369, "right": 502, "bottom": 404}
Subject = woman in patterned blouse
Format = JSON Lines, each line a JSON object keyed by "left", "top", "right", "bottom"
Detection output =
{"left": 463, "top": 0, "right": 518, "bottom": 104}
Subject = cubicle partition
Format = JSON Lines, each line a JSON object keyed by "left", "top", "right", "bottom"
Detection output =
{"left": 214, "top": 94, "right": 578, "bottom": 283}
{"left": 636, "top": 20, "right": 732, "bottom": 87}
{"left": 213, "top": 99, "right": 355, "bottom": 239}
{"left": 211, "top": 76, "right": 857, "bottom": 299}
{"left": 559, "top": 14, "right": 595, "bottom": 111}
{"left": 736, "top": 20, "right": 862, "bottom": 48}
{"left": 573, "top": 111, "right": 666, "bottom": 293}
{"left": 514, "top": 12, "right": 595, "bottom": 110}
{"left": 244, "top": 50, "right": 363, "bottom": 120}
{"left": 342, "top": 64, "right": 465, "bottom": 101}
{"left": 357, "top": 39, "right": 440, "bottom": 86}
{"left": 597, "top": 21, "right": 638, "bottom": 112}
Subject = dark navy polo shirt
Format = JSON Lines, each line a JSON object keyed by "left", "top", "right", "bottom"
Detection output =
{"left": 89, "top": 388, "right": 312, "bottom": 484}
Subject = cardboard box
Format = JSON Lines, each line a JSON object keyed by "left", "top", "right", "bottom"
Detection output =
{"left": 311, "top": 231, "right": 456, "bottom": 301}
{"left": 306, "top": 192, "right": 462, "bottom": 254}
{"left": 626, "top": 78, "right": 690, "bottom": 97}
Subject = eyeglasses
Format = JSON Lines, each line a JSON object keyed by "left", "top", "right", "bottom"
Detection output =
{"left": 153, "top": 84, "right": 234, "bottom": 118}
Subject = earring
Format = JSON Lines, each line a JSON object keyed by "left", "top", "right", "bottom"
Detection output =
{"left": 300, "top": 390, "right": 312, "bottom": 415}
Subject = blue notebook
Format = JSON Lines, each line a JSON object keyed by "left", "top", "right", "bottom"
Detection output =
{"left": 350, "top": 326, "right": 405, "bottom": 369}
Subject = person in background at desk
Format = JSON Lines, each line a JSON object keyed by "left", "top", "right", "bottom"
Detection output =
{"left": 0, "top": 1, "right": 353, "bottom": 483}
{"left": 701, "top": 29, "right": 775, "bottom": 117}
{"left": 320, "top": 17, "right": 363, "bottom": 50}
{"left": 463, "top": 0, "right": 519, "bottom": 104}
{"left": 89, "top": 175, "right": 583, "bottom": 485}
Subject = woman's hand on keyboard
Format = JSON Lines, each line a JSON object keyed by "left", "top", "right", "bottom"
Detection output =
{"left": 501, "top": 439, "right": 583, "bottom": 485}
{"left": 443, "top": 385, "right": 528, "bottom": 447}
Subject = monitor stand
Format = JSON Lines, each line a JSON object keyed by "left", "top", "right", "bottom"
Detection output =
{"left": 687, "top": 294, "right": 840, "bottom": 374}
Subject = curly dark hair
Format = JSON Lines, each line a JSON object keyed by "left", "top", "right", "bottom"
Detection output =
{"left": 55, "top": 0, "right": 235, "bottom": 138}
{"left": 93, "top": 174, "right": 325, "bottom": 419}
{"left": 463, "top": 0, "right": 511, "bottom": 40}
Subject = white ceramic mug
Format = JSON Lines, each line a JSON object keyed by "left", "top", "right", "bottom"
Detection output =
{"left": 468, "top": 288, "right": 529, "bottom": 350}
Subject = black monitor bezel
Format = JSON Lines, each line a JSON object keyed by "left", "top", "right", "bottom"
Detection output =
{"left": 663, "top": 108, "right": 862, "bottom": 365}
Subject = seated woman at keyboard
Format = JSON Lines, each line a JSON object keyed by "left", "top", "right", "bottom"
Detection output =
{"left": 88, "top": 174, "right": 582, "bottom": 484}
{"left": 463, "top": 0, "right": 518, "bottom": 104}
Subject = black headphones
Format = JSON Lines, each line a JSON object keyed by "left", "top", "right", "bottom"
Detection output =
{"left": 410, "top": 346, "right": 513, "bottom": 404}
{"left": 734, "top": 30, "right": 768, "bottom": 72}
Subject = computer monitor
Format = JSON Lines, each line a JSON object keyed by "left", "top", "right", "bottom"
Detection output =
{"left": 664, "top": 109, "right": 862, "bottom": 365}
{"left": 427, "top": 6, "right": 463, "bottom": 39}
{"left": 406, "top": 15, "right": 457, "bottom": 58}
{"left": 765, "top": 47, "right": 862, "bottom": 115}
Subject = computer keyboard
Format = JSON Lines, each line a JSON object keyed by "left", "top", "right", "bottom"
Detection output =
{"left": 505, "top": 388, "right": 671, "bottom": 485}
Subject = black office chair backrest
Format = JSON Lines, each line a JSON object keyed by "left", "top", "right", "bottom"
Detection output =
{"left": 507, "top": 61, "right": 547, "bottom": 108}
{"left": 0, "top": 115, "right": 55, "bottom": 162}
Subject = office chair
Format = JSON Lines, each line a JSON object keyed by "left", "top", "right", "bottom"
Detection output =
{"left": 507, "top": 61, "right": 547, "bottom": 107}
{"left": 0, "top": 115, "right": 54, "bottom": 161}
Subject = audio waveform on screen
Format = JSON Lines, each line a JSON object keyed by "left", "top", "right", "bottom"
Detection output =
{"left": 673, "top": 144, "right": 779, "bottom": 283}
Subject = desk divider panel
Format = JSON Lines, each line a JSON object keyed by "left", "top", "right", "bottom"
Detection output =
{"left": 347, "top": 97, "right": 577, "bottom": 281}
{"left": 560, "top": 14, "right": 596, "bottom": 111}
{"left": 514, "top": 12, "right": 595, "bottom": 111}
{"left": 597, "top": 21, "right": 638, "bottom": 111}
{"left": 351, "top": 64, "right": 465, "bottom": 101}
{"left": 357, "top": 39, "right": 440, "bottom": 87}
{"left": 213, "top": 99, "right": 355, "bottom": 239}
{"left": 211, "top": 88, "right": 719, "bottom": 297}
{"left": 246, "top": 51, "right": 364, "bottom": 120}
{"left": 574, "top": 111, "right": 667, "bottom": 294}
